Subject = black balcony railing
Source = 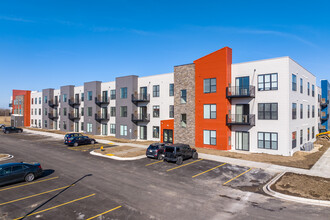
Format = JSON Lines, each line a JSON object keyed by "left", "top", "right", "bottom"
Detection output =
{"left": 321, "top": 112, "right": 329, "bottom": 120}
{"left": 226, "top": 86, "right": 255, "bottom": 98}
{"left": 95, "top": 97, "right": 109, "bottom": 106}
{"left": 48, "top": 113, "right": 59, "bottom": 120}
{"left": 68, "top": 113, "right": 80, "bottom": 121}
{"left": 320, "top": 98, "right": 329, "bottom": 107}
{"left": 68, "top": 99, "right": 80, "bottom": 107}
{"left": 131, "top": 113, "right": 150, "bottom": 123}
{"left": 95, "top": 113, "right": 109, "bottom": 122}
{"left": 226, "top": 114, "right": 255, "bottom": 126}
{"left": 48, "top": 100, "right": 59, "bottom": 108}
{"left": 319, "top": 123, "right": 326, "bottom": 131}
{"left": 132, "top": 94, "right": 150, "bottom": 103}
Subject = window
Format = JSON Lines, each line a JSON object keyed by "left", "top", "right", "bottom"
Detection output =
{"left": 181, "top": 114, "right": 186, "bottom": 128}
{"left": 292, "top": 131, "right": 297, "bottom": 149}
{"left": 44, "top": 120, "right": 48, "bottom": 128}
{"left": 312, "top": 85, "right": 315, "bottom": 97}
{"left": 35, "top": 109, "right": 37, "bottom": 115}
{"left": 169, "top": 84, "right": 174, "bottom": 96}
{"left": 35, "top": 98, "right": 37, "bottom": 104}
{"left": 307, "top": 128, "right": 310, "bottom": 141}
{"left": 203, "top": 130, "right": 216, "bottom": 145}
{"left": 86, "top": 91, "right": 92, "bottom": 101}
{"left": 300, "top": 129, "right": 303, "bottom": 145}
{"left": 308, "top": 105, "right": 310, "bottom": 118}
{"left": 63, "top": 108, "right": 67, "bottom": 116}
{"left": 81, "top": 107, "right": 84, "bottom": 116}
{"left": 81, "top": 93, "right": 84, "bottom": 101}
{"left": 87, "top": 123, "right": 93, "bottom": 132}
{"left": 312, "top": 127, "right": 315, "bottom": 139}
{"left": 120, "top": 87, "right": 127, "bottom": 99}
{"left": 32, "top": 99, "right": 33, "bottom": 104}
{"left": 258, "top": 103, "right": 278, "bottom": 120}
{"left": 120, "top": 106, "right": 127, "bottom": 117}
{"left": 307, "top": 82, "right": 310, "bottom": 95}
{"left": 169, "top": 105, "right": 174, "bottom": 118}
{"left": 292, "top": 103, "right": 297, "bottom": 119}
{"left": 312, "top": 105, "right": 315, "bottom": 118}
{"left": 203, "top": 78, "right": 216, "bottom": 93}
{"left": 86, "top": 107, "right": 92, "bottom": 117}
{"left": 81, "top": 122, "right": 84, "bottom": 131}
{"left": 204, "top": 104, "right": 216, "bottom": 119}
{"left": 153, "top": 126, "right": 159, "bottom": 138}
{"left": 258, "top": 132, "right": 278, "bottom": 150}
{"left": 31, "top": 109, "right": 33, "bottom": 115}
{"left": 110, "top": 107, "right": 116, "bottom": 117}
{"left": 38, "top": 120, "right": 41, "bottom": 127}
{"left": 44, "top": 108, "right": 47, "bottom": 116}
{"left": 44, "top": 96, "right": 48, "bottom": 104}
{"left": 153, "top": 85, "right": 160, "bottom": 97}
{"left": 153, "top": 105, "right": 160, "bottom": 118}
{"left": 120, "top": 125, "right": 127, "bottom": 136}
{"left": 258, "top": 73, "right": 278, "bottom": 91}
{"left": 62, "top": 94, "right": 66, "bottom": 102}
{"left": 180, "top": 89, "right": 187, "bottom": 103}
{"left": 110, "top": 124, "right": 116, "bottom": 134}
{"left": 300, "top": 78, "right": 303, "bottom": 93}
{"left": 39, "top": 108, "right": 41, "bottom": 115}
{"left": 39, "top": 97, "right": 41, "bottom": 104}
{"left": 63, "top": 121, "right": 66, "bottom": 130}
{"left": 110, "top": 89, "right": 116, "bottom": 99}
{"left": 292, "top": 74, "right": 297, "bottom": 91}
{"left": 300, "top": 104, "right": 303, "bottom": 119}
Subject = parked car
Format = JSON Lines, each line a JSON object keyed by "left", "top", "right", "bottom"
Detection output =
{"left": 146, "top": 143, "right": 165, "bottom": 160}
{"left": 64, "top": 133, "right": 83, "bottom": 142}
{"left": 65, "top": 136, "right": 96, "bottom": 147}
{"left": 3, "top": 126, "right": 23, "bottom": 134}
{"left": 164, "top": 144, "right": 198, "bottom": 165}
{"left": 0, "top": 162, "right": 43, "bottom": 186}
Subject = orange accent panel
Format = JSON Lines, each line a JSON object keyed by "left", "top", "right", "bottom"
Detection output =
{"left": 160, "top": 119, "right": 174, "bottom": 143}
{"left": 194, "top": 47, "right": 232, "bottom": 150}
{"left": 12, "top": 90, "right": 31, "bottom": 127}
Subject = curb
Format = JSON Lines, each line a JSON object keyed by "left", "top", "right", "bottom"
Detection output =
{"left": 90, "top": 150, "right": 146, "bottom": 161}
{"left": 263, "top": 172, "right": 330, "bottom": 207}
{"left": 0, "top": 154, "right": 14, "bottom": 161}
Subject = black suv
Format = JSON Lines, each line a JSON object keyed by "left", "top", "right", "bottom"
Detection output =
{"left": 65, "top": 136, "right": 96, "bottom": 147}
{"left": 3, "top": 127, "right": 23, "bottom": 134}
{"left": 146, "top": 143, "right": 165, "bottom": 160}
{"left": 164, "top": 144, "right": 198, "bottom": 165}
{"left": 64, "top": 133, "right": 83, "bottom": 143}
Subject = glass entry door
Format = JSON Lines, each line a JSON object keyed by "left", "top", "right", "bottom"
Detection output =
{"left": 235, "top": 132, "right": 249, "bottom": 151}
{"left": 74, "top": 122, "right": 79, "bottom": 132}
{"left": 163, "top": 129, "right": 173, "bottom": 144}
{"left": 102, "top": 124, "right": 108, "bottom": 135}
{"left": 140, "top": 126, "right": 147, "bottom": 140}
{"left": 235, "top": 76, "right": 249, "bottom": 95}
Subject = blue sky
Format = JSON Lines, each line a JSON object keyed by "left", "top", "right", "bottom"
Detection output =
{"left": 1, "top": 0, "right": 330, "bottom": 108}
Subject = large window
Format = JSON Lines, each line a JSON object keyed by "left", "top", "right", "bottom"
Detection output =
{"left": 203, "top": 78, "right": 216, "bottom": 93}
{"left": 312, "top": 127, "right": 315, "bottom": 139}
{"left": 35, "top": 98, "right": 37, "bottom": 104}
{"left": 153, "top": 126, "right": 159, "bottom": 138}
{"left": 292, "top": 103, "right": 297, "bottom": 119}
{"left": 81, "top": 107, "right": 84, "bottom": 116}
{"left": 111, "top": 107, "right": 116, "bottom": 117}
{"left": 300, "top": 104, "right": 303, "bottom": 119}
{"left": 153, "top": 105, "right": 160, "bottom": 118}
{"left": 258, "top": 73, "right": 278, "bottom": 91}
{"left": 204, "top": 104, "right": 216, "bottom": 119}
{"left": 307, "top": 128, "right": 310, "bottom": 141}
{"left": 87, "top": 123, "right": 92, "bottom": 132}
{"left": 63, "top": 94, "right": 67, "bottom": 102}
{"left": 44, "top": 108, "right": 47, "bottom": 116}
{"left": 312, "top": 85, "right": 315, "bottom": 97}
{"left": 110, "top": 124, "right": 116, "bottom": 134}
{"left": 63, "top": 108, "right": 67, "bottom": 116}
{"left": 87, "top": 107, "right": 92, "bottom": 117}
{"left": 292, "top": 74, "right": 297, "bottom": 91}
{"left": 300, "top": 78, "right": 303, "bottom": 93}
{"left": 110, "top": 89, "right": 116, "bottom": 99}
{"left": 300, "top": 129, "right": 303, "bottom": 145}
{"left": 258, "top": 103, "right": 278, "bottom": 120}
{"left": 308, "top": 105, "right": 310, "bottom": 118}
{"left": 81, "top": 93, "right": 84, "bottom": 101}
{"left": 39, "top": 97, "right": 41, "bottom": 104}
{"left": 180, "top": 90, "right": 187, "bottom": 104}
{"left": 292, "top": 131, "right": 297, "bottom": 149}
{"left": 169, "top": 84, "right": 174, "bottom": 96}
{"left": 81, "top": 122, "right": 84, "bottom": 131}
{"left": 169, "top": 105, "right": 174, "bottom": 118}
{"left": 120, "top": 87, "right": 127, "bottom": 99}
{"left": 120, "top": 125, "right": 127, "bottom": 136}
{"left": 153, "top": 85, "right": 160, "bottom": 97}
{"left": 258, "top": 132, "right": 278, "bottom": 150}
{"left": 181, "top": 114, "right": 186, "bottom": 128}
{"left": 44, "top": 120, "right": 47, "bottom": 128}
{"left": 307, "top": 82, "right": 310, "bottom": 96}
{"left": 44, "top": 96, "right": 48, "bottom": 104}
{"left": 203, "top": 130, "right": 216, "bottom": 145}
{"left": 312, "top": 105, "right": 315, "bottom": 118}
{"left": 87, "top": 91, "right": 93, "bottom": 101}
{"left": 120, "top": 106, "right": 127, "bottom": 117}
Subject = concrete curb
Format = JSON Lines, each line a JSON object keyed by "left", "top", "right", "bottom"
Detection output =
{"left": 263, "top": 172, "right": 330, "bottom": 207}
{"left": 90, "top": 150, "right": 146, "bottom": 161}
{"left": 0, "top": 154, "right": 14, "bottom": 161}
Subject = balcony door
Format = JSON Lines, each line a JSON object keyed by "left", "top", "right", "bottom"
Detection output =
{"left": 235, "top": 132, "right": 249, "bottom": 151}
{"left": 102, "top": 91, "right": 108, "bottom": 102}
{"left": 75, "top": 94, "right": 79, "bottom": 103}
{"left": 140, "top": 87, "right": 147, "bottom": 99}
{"left": 140, "top": 106, "right": 147, "bottom": 118}
{"left": 101, "top": 107, "right": 107, "bottom": 118}
{"left": 236, "top": 104, "right": 249, "bottom": 123}
{"left": 235, "top": 76, "right": 249, "bottom": 96}
{"left": 102, "top": 123, "right": 108, "bottom": 135}
{"left": 140, "top": 126, "right": 147, "bottom": 140}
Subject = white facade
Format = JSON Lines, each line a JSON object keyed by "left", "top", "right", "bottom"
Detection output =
{"left": 30, "top": 91, "right": 42, "bottom": 128}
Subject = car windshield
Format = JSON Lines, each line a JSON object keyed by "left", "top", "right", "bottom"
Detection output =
{"left": 148, "top": 145, "right": 158, "bottom": 150}
{"left": 165, "top": 146, "right": 175, "bottom": 153}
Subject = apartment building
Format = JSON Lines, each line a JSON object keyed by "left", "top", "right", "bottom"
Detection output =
{"left": 320, "top": 80, "right": 330, "bottom": 132}
{"left": 10, "top": 47, "right": 320, "bottom": 156}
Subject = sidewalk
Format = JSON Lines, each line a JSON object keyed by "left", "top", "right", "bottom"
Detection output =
{"left": 24, "top": 129, "right": 330, "bottom": 178}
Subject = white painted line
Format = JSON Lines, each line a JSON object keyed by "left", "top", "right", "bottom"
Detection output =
{"left": 90, "top": 151, "right": 146, "bottom": 161}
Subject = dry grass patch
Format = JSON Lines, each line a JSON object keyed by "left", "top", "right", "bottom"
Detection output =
{"left": 0, "top": 154, "right": 7, "bottom": 158}
{"left": 94, "top": 145, "right": 146, "bottom": 157}
{"left": 195, "top": 138, "right": 330, "bottom": 169}
{"left": 69, "top": 143, "right": 112, "bottom": 152}
{"left": 0, "top": 116, "right": 11, "bottom": 126}
{"left": 271, "top": 172, "right": 330, "bottom": 200}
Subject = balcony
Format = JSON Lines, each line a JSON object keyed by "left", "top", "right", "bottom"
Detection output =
{"left": 68, "top": 113, "right": 80, "bottom": 121}
{"left": 320, "top": 98, "right": 329, "bottom": 107}
{"left": 95, "top": 97, "right": 109, "bottom": 106}
{"left": 68, "top": 99, "right": 80, "bottom": 107}
{"left": 321, "top": 112, "right": 329, "bottom": 120}
{"left": 131, "top": 113, "right": 150, "bottom": 123}
{"left": 319, "top": 123, "right": 326, "bottom": 131}
{"left": 48, "top": 100, "right": 59, "bottom": 108}
{"left": 131, "top": 94, "right": 150, "bottom": 104}
{"left": 48, "top": 113, "right": 59, "bottom": 120}
{"left": 95, "top": 113, "right": 109, "bottom": 122}
{"left": 226, "top": 114, "right": 255, "bottom": 126}
{"left": 226, "top": 86, "right": 255, "bottom": 99}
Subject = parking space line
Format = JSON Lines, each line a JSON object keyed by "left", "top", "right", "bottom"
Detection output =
{"left": 223, "top": 168, "right": 252, "bottom": 185}
{"left": 86, "top": 206, "right": 122, "bottom": 220}
{"left": 0, "top": 176, "right": 59, "bottom": 192}
{"left": 145, "top": 160, "right": 163, "bottom": 166}
{"left": 166, "top": 159, "right": 203, "bottom": 172}
{"left": 0, "top": 184, "right": 74, "bottom": 206}
{"left": 192, "top": 163, "right": 226, "bottom": 178}
{"left": 13, "top": 193, "right": 95, "bottom": 220}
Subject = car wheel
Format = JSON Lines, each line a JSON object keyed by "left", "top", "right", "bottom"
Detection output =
{"left": 5, "top": 131, "right": 9, "bottom": 134}
{"left": 192, "top": 152, "right": 198, "bottom": 160}
{"left": 25, "top": 173, "right": 35, "bottom": 182}
{"left": 91, "top": 140, "right": 95, "bottom": 144}
{"left": 176, "top": 156, "right": 183, "bottom": 165}
{"left": 73, "top": 142, "right": 78, "bottom": 147}
{"left": 157, "top": 154, "right": 164, "bottom": 160}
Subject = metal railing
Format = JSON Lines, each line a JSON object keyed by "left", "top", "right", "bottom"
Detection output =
{"left": 226, "top": 114, "right": 255, "bottom": 126}
{"left": 95, "top": 113, "right": 109, "bottom": 121}
{"left": 48, "top": 100, "right": 59, "bottom": 108}
{"left": 131, "top": 94, "right": 150, "bottom": 103}
{"left": 95, "top": 97, "right": 109, "bottom": 106}
{"left": 68, "top": 113, "right": 80, "bottom": 121}
{"left": 226, "top": 86, "right": 255, "bottom": 98}
{"left": 320, "top": 98, "right": 329, "bottom": 107}
{"left": 68, "top": 99, "right": 80, "bottom": 107}
{"left": 48, "top": 113, "right": 59, "bottom": 120}
{"left": 131, "top": 113, "right": 150, "bottom": 123}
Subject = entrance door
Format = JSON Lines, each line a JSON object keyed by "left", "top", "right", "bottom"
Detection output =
{"left": 140, "top": 126, "right": 147, "bottom": 140}
{"left": 235, "top": 132, "right": 249, "bottom": 151}
{"left": 140, "top": 87, "right": 147, "bottom": 99}
{"left": 235, "top": 76, "right": 249, "bottom": 95}
{"left": 75, "top": 122, "right": 79, "bottom": 132}
{"left": 163, "top": 129, "right": 173, "bottom": 144}
{"left": 102, "top": 124, "right": 108, "bottom": 135}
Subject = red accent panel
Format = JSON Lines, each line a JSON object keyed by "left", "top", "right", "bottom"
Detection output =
{"left": 12, "top": 90, "right": 31, "bottom": 127}
{"left": 194, "top": 47, "right": 232, "bottom": 150}
{"left": 160, "top": 119, "right": 174, "bottom": 143}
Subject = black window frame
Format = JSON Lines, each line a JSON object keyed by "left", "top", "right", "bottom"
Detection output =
{"left": 300, "top": 78, "right": 303, "bottom": 93}
{"left": 292, "top": 74, "right": 297, "bottom": 91}
{"left": 300, "top": 104, "right": 303, "bottom": 119}
{"left": 153, "top": 126, "right": 160, "bottom": 138}
{"left": 180, "top": 89, "right": 187, "bottom": 104}
{"left": 110, "top": 107, "right": 116, "bottom": 117}
{"left": 258, "top": 132, "right": 278, "bottom": 150}
{"left": 292, "top": 103, "right": 297, "bottom": 120}
{"left": 258, "top": 103, "right": 278, "bottom": 120}
{"left": 120, "top": 106, "right": 127, "bottom": 117}
{"left": 169, "top": 105, "right": 174, "bottom": 118}
{"left": 204, "top": 104, "right": 217, "bottom": 119}
{"left": 153, "top": 85, "right": 160, "bottom": 97}
{"left": 153, "top": 105, "right": 160, "bottom": 118}
{"left": 120, "top": 87, "right": 127, "bottom": 99}
{"left": 110, "top": 90, "right": 116, "bottom": 100}
{"left": 257, "top": 73, "right": 278, "bottom": 91}
{"left": 169, "top": 84, "right": 174, "bottom": 96}
{"left": 292, "top": 131, "right": 297, "bottom": 149}
{"left": 203, "top": 78, "right": 216, "bottom": 93}
{"left": 300, "top": 129, "right": 303, "bottom": 145}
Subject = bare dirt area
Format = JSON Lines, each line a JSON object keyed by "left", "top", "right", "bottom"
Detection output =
{"left": 271, "top": 172, "right": 330, "bottom": 201}
{"left": 196, "top": 138, "right": 330, "bottom": 169}
{"left": 94, "top": 145, "right": 146, "bottom": 157}
{"left": 0, "top": 116, "right": 11, "bottom": 126}
{"left": 68, "top": 143, "right": 112, "bottom": 152}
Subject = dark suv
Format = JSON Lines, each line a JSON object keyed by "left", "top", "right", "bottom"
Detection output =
{"left": 146, "top": 143, "right": 165, "bottom": 160}
{"left": 3, "top": 127, "right": 23, "bottom": 134}
{"left": 64, "top": 133, "right": 83, "bottom": 143}
{"left": 164, "top": 144, "right": 198, "bottom": 165}
{"left": 65, "top": 136, "right": 96, "bottom": 147}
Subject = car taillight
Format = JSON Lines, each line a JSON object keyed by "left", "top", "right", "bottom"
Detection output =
{"left": 38, "top": 165, "right": 42, "bottom": 169}
{"left": 68, "top": 140, "right": 71, "bottom": 143}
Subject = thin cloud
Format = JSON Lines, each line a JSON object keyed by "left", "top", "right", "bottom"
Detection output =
{"left": 0, "top": 16, "right": 34, "bottom": 23}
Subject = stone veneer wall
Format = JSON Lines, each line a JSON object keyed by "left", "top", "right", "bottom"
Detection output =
{"left": 174, "top": 63, "right": 195, "bottom": 146}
